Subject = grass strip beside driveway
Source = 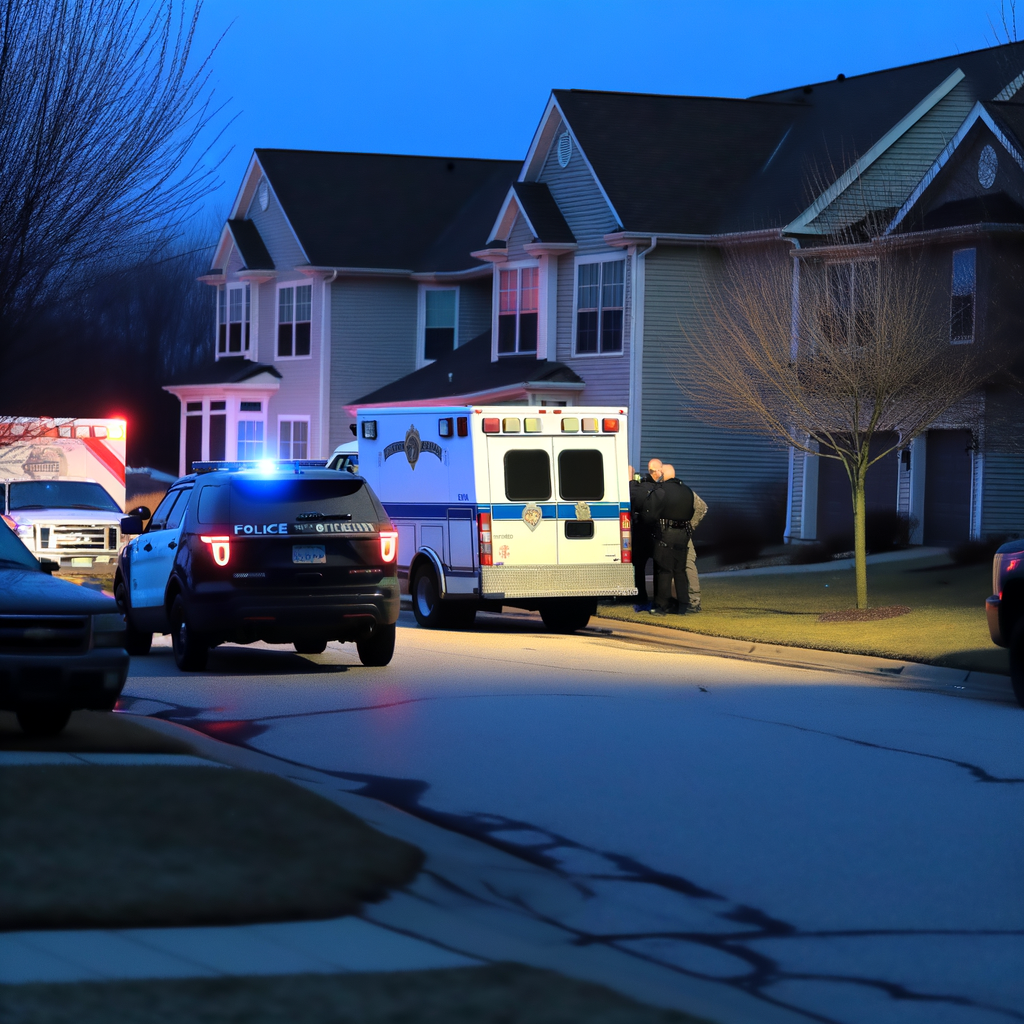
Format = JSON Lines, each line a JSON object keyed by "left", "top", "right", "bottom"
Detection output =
{"left": 0, "top": 766, "right": 423, "bottom": 931}
{"left": 0, "top": 966, "right": 713, "bottom": 1024}
{"left": 600, "top": 556, "right": 1008, "bottom": 675}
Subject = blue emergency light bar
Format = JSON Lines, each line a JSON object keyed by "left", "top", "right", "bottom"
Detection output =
{"left": 191, "top": 460, "right": 328, "bottom": 475}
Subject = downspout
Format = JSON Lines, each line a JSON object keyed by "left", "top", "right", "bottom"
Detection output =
{"left": 783, "top": 237, "right": 800, "bottom": 542}
{"left": 630, "top": 236, "right": 657, "bottom": 469}
{"left": 319, "top": 270, "right": 338, "bottom": 458}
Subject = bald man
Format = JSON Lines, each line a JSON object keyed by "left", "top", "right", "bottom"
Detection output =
{"left": 628, "top": 459, "right": 663, "bottom": 610}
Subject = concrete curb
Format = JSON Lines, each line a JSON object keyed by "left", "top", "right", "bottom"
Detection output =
{"left": 585, "top": 612, "right": 1016, "bottom": 705}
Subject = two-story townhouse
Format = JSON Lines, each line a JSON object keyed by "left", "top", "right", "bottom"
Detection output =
{"left": 164, "top": 150, "right": 519, "bottom": 475}
{"left": 356, "top": 42, "right": 1024, "bottom": 547}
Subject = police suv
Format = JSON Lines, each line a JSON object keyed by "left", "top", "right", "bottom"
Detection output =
{"left": 114, "top": 462, "right": 400, "bottom": 671}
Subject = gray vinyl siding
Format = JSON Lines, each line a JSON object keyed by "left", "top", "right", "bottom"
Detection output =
{"left": 789, "top": 450, "right": 804, "bottom": 538}
{"left": 537, "top": 120, "right": 619, "bottom": 252}
{"left": 553, "top": 252, "right": 631, "bottom": 406}
{"left": 329, "top": 277, "right": 418, "bottom": 450}
{"left": 808, "top": 81, "right": 976, "bottom": 234}
{"left": 458, "top": 278, "right": 492, "bottom": 345}
{"left": 640, "top": 246, "right": 789, "bottom": 515}
{"left": 245, "top": 180, "right": 307, "bottom": 270}
{"left": 981, "top": 452, "right": 1024, "bottom": 537}
{"left": 506, "top": 214, "right": 535, "bottom": 261}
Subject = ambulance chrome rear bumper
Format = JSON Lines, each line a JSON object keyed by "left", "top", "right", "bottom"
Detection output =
{"left": 480, "top": 563, "right": 636, "bottom": 600}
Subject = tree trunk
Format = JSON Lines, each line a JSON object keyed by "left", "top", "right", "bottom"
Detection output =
{"left": 852, "top": 466, "right": 869, "bottom": 610}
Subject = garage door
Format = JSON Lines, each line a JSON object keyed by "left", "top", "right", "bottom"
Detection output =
{"left": 816, "top": 432, "right": 899, "bottom": 546}
{"left": 923, "top": 429, "right": 972, "bottom": 546}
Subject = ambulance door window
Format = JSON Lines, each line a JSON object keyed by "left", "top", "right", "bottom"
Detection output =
{"left": 487, "top": 438, "right": 556, "bottom": 566}
{"left": 557, "top": 450, "right": 604, "bottom": 501}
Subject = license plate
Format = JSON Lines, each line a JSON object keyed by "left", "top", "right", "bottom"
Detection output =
{"left": 292, "top": 545, "right": 326, "bottom": 564}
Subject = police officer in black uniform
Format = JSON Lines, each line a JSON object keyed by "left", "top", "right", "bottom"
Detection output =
{"left": 629, "top": 459, "right": 662, "bottom": 610}
{"left": 644, "top": 463, "right": 695, "bottom": 616}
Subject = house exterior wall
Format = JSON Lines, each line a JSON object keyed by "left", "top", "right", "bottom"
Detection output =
{"left": 640, "top": 245, "right": 789, "bottom": 517}
{"left": 244, "top": 176, "right": 307, "bottom": 270}
{"left": 328, "top": 277, "right": 418, "bottom": 450}
{"left": 458, "top": 277, "right": 492, "bottom": 344}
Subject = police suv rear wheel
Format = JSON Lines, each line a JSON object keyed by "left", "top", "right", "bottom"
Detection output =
{"left": 357, "top": 623, "right": 395, "bottom": 666}
{"left": 115, "top": 582, "right": 152, "bottom": 656}
{"left": 540, "top": 599, "right": 595, "bottom": 634}
{"left": 411, "top": 565, "right": 444, "bottom": 628}
{"left": 171, "top": 596, "right": 208, "bottom": 672}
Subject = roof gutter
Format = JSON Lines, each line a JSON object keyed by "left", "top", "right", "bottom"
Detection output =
{"left": 604, "top": 228, "right": 782, "bottom": 249}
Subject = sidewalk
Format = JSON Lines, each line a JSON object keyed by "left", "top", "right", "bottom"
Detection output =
{"left": 0, "top": 732, "right": 803, "bottom": 1024}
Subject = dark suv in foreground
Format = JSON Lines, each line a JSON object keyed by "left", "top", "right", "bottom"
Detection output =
{"left": 115, "top": 464, "right": 400, "bottom": 671}
{"left": 987, "top": 537, "right": 1024, "bottom": 707}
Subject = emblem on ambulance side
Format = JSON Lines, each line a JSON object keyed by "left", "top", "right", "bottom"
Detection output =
{"left": 522, "top": 503, "right": 542, "bottom": 531}
{"left": 575, "top": 501, "right": 592, "bottom": 521}
{"left": 383, "top": 424, "right": 443, "bottom": 470}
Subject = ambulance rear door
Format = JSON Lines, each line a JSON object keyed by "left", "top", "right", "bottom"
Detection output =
{"left": 485, "top": 430, "right": 557, "bottom": 567}
{"left": 552, "top": 432, "right": 621, "bottom": 565}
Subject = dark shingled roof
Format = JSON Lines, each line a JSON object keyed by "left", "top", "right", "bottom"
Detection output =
{"left": 512, "top": 182, "right": 575, "bottom": 243}
{"left": 227, "top": 219, "right": 274, "bottom": 270}
{"left": 983, "top": 99, "right": 1024, "bottom": 152}
{"left": 552, "top": 41, "right": 1024, "bottom": 235}
{"left": 167, "top": 358, "right": 282, "bottom": 387}
{"left": 255, "top": 150, "right": 520, "bottom": 272}
{"left": 353, "top": 331, "right": 583, "bottom": 405}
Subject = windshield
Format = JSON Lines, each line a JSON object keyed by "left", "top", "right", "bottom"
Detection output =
{"left": 0, "top": 519, "right": 40, "bottom": 570}
{"left": 200, "top": 476, "right": 383, "bottom": 525}
{"left": 9, "top": 481, "right": 121, "bottom": 513}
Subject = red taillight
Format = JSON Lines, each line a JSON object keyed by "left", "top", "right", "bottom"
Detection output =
{"left": 379, "top": 530, "right": 398, "bottom": 563}
{"left": 482, "top": 418, "right": 500, "bottom": 434}
{"left": 603, "top": 418, "right": 619, "bottom": 432}
{"left": 619, "top": 511, "right": 632, "bottom": 564}
{"left": 199, "top": 535, "right": 230, "bottom": 566}
{"left": 478, "top": 512, "right": 492, "bottom": 566}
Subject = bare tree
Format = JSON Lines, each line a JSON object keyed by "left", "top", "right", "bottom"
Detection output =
{"left": 0, "top": 0, "right": 226, "bottom": 359}
{"left": 681, "top": 243, "right": 983, "bottom": 610}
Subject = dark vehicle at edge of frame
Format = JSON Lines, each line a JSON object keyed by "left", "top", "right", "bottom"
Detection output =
{"left": 0, "top": 519, "right": 128, "bottom": 736}
{"left": 114, "top": 462, "right": 400, "bottom": 672}
{"left": 986, "top": 537, "right": 1024, "bottom": 707}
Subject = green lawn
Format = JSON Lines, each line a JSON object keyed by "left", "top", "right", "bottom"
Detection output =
{"left": 599, "top": 555, "right": 1009, "bottom": 675}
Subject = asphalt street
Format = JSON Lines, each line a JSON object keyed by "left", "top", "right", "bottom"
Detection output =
{"left": 119, "top": 610, "right": 1024, "bottom": 1024}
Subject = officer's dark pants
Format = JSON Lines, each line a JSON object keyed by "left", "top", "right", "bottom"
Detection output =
{"left": 633, "top": 531, "right": 653, "bottom": 603}
{"left": 654, "top": 527, "right": 690, "bottom": 612}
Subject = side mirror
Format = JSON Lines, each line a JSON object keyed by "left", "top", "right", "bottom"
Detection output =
{"left": 130, "top": 505, "right": 151, "bottom": 520}
{"left": 39, "top": 558, "right": 59, "bottom": 575}
{"left": 120, "top": 515, "right": 145, "bottom": 535}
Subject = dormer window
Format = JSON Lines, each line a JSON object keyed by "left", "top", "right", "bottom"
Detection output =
{"left": 498, "top": 266, "right": 538, "bottom": 354}
{"left": 218, "top": 284, "right": 250, "bottom": 355}
{"left": 278, "top": 284, "right": 312, "bottom": 358}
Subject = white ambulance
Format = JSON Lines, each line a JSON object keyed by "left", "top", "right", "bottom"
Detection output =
{"left": 356, "top": 405, "right": 636, "bottom": 632}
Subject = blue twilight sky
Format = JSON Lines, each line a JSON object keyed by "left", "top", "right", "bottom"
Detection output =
{"left": 191, "top": 0, "right": 1017, "bottom": 217}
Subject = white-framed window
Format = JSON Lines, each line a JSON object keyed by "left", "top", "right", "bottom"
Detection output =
{"left": 421, "top": 287, "right": 459, "bottom": 362}
{"left": 498, "top": 265, "right": 539, "bottom": 354}
{"left": 574, "top": 256, "right": 624, "bottom": 355}
{"left": 951, "top": 248, "right": 976, "bottom": 344}
{"left": 218, "top": 284, "right": 250, "bottom": 356}
{"left": 278, "top": 417, "right": 309, "bottom": 460}
{"left": 237, "top": 400, "right": 264, "bottom": 459}
{"left": 277, "top": 283, "right": 312, "bottom": 358}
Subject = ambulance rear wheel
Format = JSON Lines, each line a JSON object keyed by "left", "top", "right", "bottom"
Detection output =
{"left": 540, "top": 599, "right": 595, "bottom": 634}
{"left": 411, "top": 564, "right": 444, "bottom": 628}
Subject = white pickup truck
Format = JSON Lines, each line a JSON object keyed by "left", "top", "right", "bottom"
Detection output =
{"left": 1, "top": 418, "right": 128, "bottom": 570}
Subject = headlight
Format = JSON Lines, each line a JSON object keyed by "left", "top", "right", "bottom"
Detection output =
{"left": 92, "top": 611, "right": 126, "bottom": 648}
